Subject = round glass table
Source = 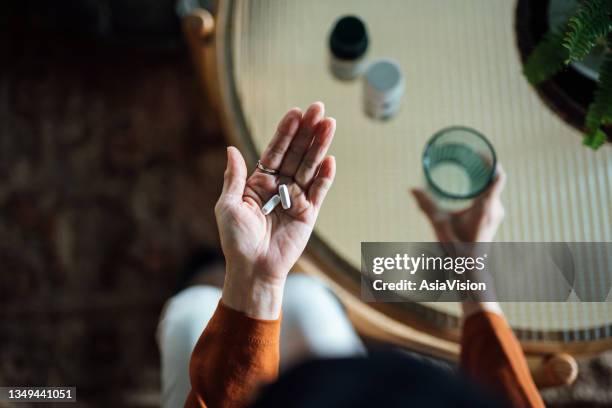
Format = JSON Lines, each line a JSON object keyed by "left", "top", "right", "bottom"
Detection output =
{"left": 184, "top": 0, "right": 612, "bottom": 359}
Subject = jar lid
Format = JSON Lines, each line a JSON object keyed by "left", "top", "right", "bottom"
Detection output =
{"left": 329, "top": 16, "right": 368, "bottom": 60}
{"left": 364, "top": 59, "right": 403, "bottom": 94}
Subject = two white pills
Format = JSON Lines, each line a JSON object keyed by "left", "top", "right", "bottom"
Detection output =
{"left": 261, "top": 184, "right": 291, "bottom": 215}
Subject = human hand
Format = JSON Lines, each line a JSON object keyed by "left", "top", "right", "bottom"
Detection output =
{"left": 215, "top": 102, "right": 336, "bottom": 318}
{"left": 411, "top": 164, "right": 506, "bottom": 243}
{"left": 412, "top": 165, "right": 506, "bottom": 311}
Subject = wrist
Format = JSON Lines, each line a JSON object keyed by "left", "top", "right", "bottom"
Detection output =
{"left": 222, "top": 263, "right": 287, "bottom": 320}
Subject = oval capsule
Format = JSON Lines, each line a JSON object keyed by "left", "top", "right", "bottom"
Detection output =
{"left": 262, "top": 194, "right": 281, "bottom": 215}
{"left": 279, "top": 184, "right": 291, "bottom": 209}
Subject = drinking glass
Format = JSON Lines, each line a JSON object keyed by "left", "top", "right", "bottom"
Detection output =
{"left": 422, "top": 126, "right": 496, "bottom": 206}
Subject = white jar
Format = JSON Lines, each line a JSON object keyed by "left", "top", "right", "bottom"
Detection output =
{"left": 363, "top": 59, "right": 404, "bottom": 120}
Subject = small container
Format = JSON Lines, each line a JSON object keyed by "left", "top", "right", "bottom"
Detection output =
{"left": 363, "top": 59, "right": 404, "bottom": 120}
{"left": 329, "top": 16, "right": 369, "bottom": 80}
{"left": 422, "top": 126, "right": 497, "bottom": 210}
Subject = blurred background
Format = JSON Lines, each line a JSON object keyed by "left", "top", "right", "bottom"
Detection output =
{"left": 0, "top": 0, "right": 225, "bottom": 405}
{"left": 1, "top": 1, "right": 611, "bottom": 407}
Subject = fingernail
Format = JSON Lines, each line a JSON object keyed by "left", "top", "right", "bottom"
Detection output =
{"left": 319, "top": 117, "right": 335, "bottom": 133}
{"left": 310, "top": 101, "right": 325, "bottom": 116}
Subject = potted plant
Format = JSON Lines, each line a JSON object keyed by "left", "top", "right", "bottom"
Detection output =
{"left": 518, "top": 0, "right": 611, "bottom": 149}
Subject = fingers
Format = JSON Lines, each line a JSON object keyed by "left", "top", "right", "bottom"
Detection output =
{"left": 411, "top": 189, "right": 438, "bottom": 220}
{"left": 308, "top": 156, "right": 336, "bottom": 209}
{"left": 221, "top": 146, "right": 247, "bottom": 199}
{"left": 280, "top": 102, "right": 325, "bottom": 176}
{"left": 294, "top": 117, "right": 336, "bottom": 188}
{"left": 478, "top": 163, "right": 506, "bottom": 208}
{"left": 259, "top": 108, "right": 302, "bottom": 169}
{"left": 410, "top": 189, "right": 456, "bottom": 242}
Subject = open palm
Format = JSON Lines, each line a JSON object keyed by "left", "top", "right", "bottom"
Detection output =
{"left": 215, "top": 102, "right": 336, "bottom": 285}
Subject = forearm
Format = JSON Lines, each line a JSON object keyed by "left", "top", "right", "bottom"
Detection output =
{"left": 459, "top": 311, "right": 544, "bottom": 408}
{"left": 186, "top": 265, "right": 285, "bottom": 408}
{"left": 460, "top": 261, "right": 502, "bottom": 318}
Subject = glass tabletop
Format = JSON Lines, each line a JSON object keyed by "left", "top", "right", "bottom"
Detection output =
{"left": 225, "top": 0, "right": 612, "bottom": 342}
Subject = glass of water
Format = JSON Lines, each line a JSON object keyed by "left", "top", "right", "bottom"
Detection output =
{"left": 422, "top": 126, "right": 496, "bottom": 205}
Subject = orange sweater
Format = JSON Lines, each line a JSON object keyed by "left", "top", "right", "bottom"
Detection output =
{"left": 186, "top": 302, "right": 544, "bottom": 408}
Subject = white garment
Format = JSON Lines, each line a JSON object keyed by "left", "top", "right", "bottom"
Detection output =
{"left": 156, "top": 274, "right": 365, "bottom": 408}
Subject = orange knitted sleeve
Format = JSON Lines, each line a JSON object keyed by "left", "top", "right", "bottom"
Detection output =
{"left": 184, "top": 301, "right": 281, "bottom": 408}
{"left": 460, "top": 311, "right": 545, "bottom": 408}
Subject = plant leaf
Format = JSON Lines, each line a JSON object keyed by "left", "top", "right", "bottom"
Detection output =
{"left": 524, "top": 30, "right": 569, "bottom": 84}
{"left": 585, "top": 53, "right": 612, "bottom": 130}
{"left": 563, "top": 0, "right": 612, "bottom": 63}
{"left": 583, "top": 52, "right": 612, "bottom": 149}
{"left": 583, "top": 128, "right": 607, "bottom": 149}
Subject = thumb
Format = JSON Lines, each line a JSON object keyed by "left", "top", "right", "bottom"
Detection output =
{"left": 478, "top": 163, "right": 506, "bottom": 204}
{"left": 411, "top": 188, "right": 439, "bottom": 220}
{"left": 222, "top": 146, "right": 247, "bottom": 199}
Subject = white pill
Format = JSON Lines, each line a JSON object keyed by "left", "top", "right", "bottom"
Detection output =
{"left": 279, "top": 184, "right": 291, "bottom": 209}
{"left": 262, "top": 194, "right": 281, "bottom": 215}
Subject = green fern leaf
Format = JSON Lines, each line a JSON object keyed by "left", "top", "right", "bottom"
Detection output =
{"left": 524, "top": 30, "right": 568, "bottom": 84}
{"left": 585, "top": 53, "right": 612, "bottom": 129}
{"left": 583, "top": 128, "right": 607, "bottom": 148}
{"left": 584, "top": 53, "right": 612, "bottom": 149}
{"left": 563, "top": 0, "right": 612, "bottom": 63}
